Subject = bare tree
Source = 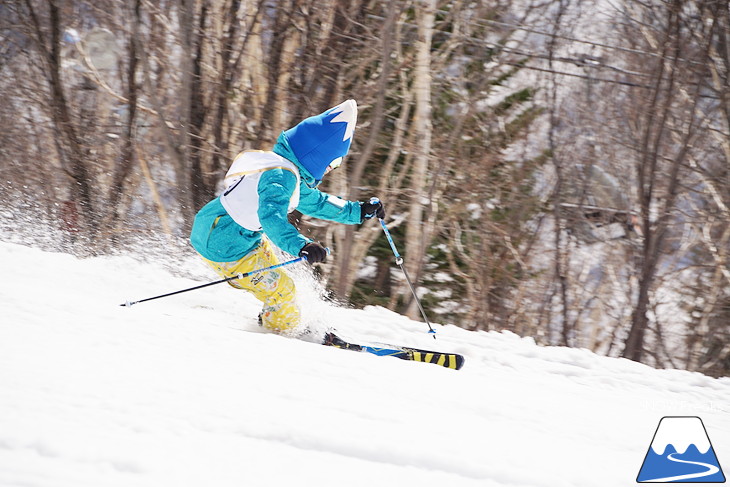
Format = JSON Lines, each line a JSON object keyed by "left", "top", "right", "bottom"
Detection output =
{"left": 620, "top": 0, "right": 712, "bottom": 362}
{"left": 107, "top": 0, "right": 141, "bottom": 229}
{"left": 22, "top": 0, "right": 95, "bottom": 233}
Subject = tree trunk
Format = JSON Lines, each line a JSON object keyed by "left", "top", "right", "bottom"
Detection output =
{"left": 623, "top": 0, "right": 690, "bottom": 362}
{"left": 403, "top": 0, "right": 435, "bottom": 318}
{"left": 108, "top": 0, "right": 141, "bottom": 229}
{"left": 333, "top": 0, "right": 399, "bottom": 298}
{"left": 25, "top": 0, "right": 96, "bottom": 234}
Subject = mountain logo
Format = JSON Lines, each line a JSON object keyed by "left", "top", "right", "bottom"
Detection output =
{"left": 637, "top": 416, "right": 726, "bottom": 483}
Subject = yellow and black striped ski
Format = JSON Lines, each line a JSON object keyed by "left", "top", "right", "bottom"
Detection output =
{"left": 323, "top": 332, "right": 464, "bottom": 370}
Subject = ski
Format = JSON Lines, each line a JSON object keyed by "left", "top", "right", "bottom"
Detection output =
{"left": 322, "top": 332, "right": 465, "bottom": 370}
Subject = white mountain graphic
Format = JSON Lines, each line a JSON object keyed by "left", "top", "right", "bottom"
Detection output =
{"left": 650, "top": 417, "right": 712, "bottom": 455}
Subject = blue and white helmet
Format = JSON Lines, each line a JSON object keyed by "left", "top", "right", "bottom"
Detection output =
{"left": 282, "top": 99, "right": 357, "bottom": 181}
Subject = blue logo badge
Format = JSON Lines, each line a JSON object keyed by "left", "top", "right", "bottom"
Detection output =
{"left": 637, "top": 416, "right": 726, "bottom": 483}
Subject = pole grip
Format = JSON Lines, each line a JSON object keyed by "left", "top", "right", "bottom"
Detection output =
{"left": 299, "top": 247, "right": 331, "bottom": 263}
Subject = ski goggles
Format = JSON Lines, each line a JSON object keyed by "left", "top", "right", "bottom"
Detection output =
{"left": 325, "top": 157, "right": 343, "bottom": 174}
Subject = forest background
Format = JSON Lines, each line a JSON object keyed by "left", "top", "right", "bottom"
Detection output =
{"left": 1, "top": 0, "right": 729, "bottom": 376}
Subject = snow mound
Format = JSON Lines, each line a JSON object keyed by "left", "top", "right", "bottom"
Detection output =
{"left": 1, "top": 242, "right": 728, "bottom": 487}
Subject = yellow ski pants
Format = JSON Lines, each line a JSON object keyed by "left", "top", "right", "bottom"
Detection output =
{"left": 201, "top": 239, "right": 300, "bottom": 333}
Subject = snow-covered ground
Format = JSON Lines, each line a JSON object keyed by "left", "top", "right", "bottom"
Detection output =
{"left": 1, "top": 241, "right": 728, "bottom": 487}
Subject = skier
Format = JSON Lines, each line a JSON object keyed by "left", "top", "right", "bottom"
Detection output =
{"left": 189, "top": 99, "right": 385, "bottom": 335}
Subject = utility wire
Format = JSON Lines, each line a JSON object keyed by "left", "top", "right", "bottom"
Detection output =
{"left": 338, "top": 8, "right": 717, "bottom": 93}
{"left": 431, "top": 7, "right": 662, "bottom": 59}
{"left": 367, "top": 6, "right": 708, "bottom": 66}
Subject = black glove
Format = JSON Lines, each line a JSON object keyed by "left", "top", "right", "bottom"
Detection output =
{"left": 299, "top": 242, "right": 328, "bottom": 263}
{"left": 361, "top": 199, "right": 385, "bottom": 220}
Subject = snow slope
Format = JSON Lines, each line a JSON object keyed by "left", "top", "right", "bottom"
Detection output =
{"left": 1, "top": 241, "right": 728, "bottom": 487}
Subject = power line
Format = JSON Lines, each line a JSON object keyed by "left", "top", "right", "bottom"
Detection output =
{"left": 357, "top": 3, "right": 711, "bottom": 74}
{"left": 345, "top": 8, "right": 715, "bottom": 91}
{"left": 363, "top": 10, "right": 662, "bottom": 63}
{"left": 431, "top": 7, "right": 659, "bottom": 59}
{"left": 339, "top": 20, "right": 651, "bottom": 83}
{"left": 504, "top": 61, "right": 649, "bottom": 89}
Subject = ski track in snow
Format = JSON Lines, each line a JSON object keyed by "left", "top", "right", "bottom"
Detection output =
{"left": 1, "top": 241, "right": 729, "bottom": 487}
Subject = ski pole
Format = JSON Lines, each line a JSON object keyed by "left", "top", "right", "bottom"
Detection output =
{"left": 120, "top": 255, "right": 307, "bottom": 307}
{"left": 370, "top": 198, "right": 436, "bottom": 338}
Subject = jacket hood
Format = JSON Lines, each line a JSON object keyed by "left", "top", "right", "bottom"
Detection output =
{"left": 274, "top": 100, "right": 357, "bottom": 184}
{"left": 272, "top": 133, "right": 316, "bottom": 187}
